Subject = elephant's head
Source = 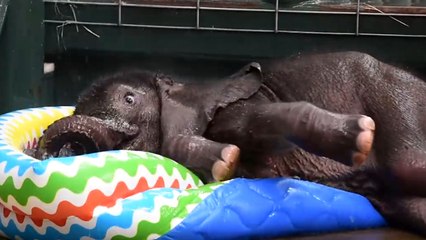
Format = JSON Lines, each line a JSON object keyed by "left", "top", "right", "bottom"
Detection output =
{"left": 35, "top": 70, "right": 165, "bottom": 159}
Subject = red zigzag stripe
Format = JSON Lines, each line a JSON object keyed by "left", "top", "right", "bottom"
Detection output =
{"left": 5, "top": 177, "right": 194, "bottom": 227}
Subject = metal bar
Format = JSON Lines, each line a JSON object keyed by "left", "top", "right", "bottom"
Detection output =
{"left": 0, "top": 0, "right": 9, "bottom": 35}
{"left": 279, "top": 9, "right": 426, "bottom": 17}
{"left": 199, "top": 6, "right": 273, "bottom": 12}
{"left": 198, "top": 26, "right": 274, "bottom": 33}
{"left": 356, "top": 0, "right": 360, "bottom": 35}
{"left": 44, "top": 19, "right": 118, "bottom": 26}
{"left": 121, "top": 3, "right": 196, "bottom": 10}
{"left": 44, "top": 0, "right": 195, "bottom": 9}
{"left": 274, "top": 0, "right": 279, "bottom": 33}
{"left": 277, "top": 29, "right": 356, "bottom": 35}
{"left": 196, "top": 0, "right": 200, "bottom": 29}
{"left": 122, "top": 23, "right": 197, "bottom": 30}
{"left": 44, "top": 0, "right": 117, "bottom": 6}
{"left": 42, "top": 19, "right": 272, "bottom": 32}
{"left": 361, "top": 12, "right": 426, "bottom": 17}
{"left": 358, "top": 32, "right": 426, "bottom": 38}
{"left": 277, "top": 9, "right": 355, "bottom": 15}
{"left": 118, "top": 0, "right": 122, "bottom": 26}
{"left": 44, "top": 19, "right": 426, "bottom": 38}
{"left": 125, "top": 24, "right": 269, "bottom": 31}
{"left": 200, "top": 7, "right": 355, "bottom": 14}
{"left": 122, "top": 4, "right": 360, "bottom": 15}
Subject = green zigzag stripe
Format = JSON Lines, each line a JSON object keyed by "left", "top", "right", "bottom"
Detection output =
{"left": 112, "top": 182, "right": 222, "bottom": 240}
{"left": 0, "top": 152, "right": 202, "bottom": 206}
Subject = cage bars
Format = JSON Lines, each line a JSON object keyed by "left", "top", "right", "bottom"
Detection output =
{"left": 43, "top": 0, "right": 426, "bottom": 37}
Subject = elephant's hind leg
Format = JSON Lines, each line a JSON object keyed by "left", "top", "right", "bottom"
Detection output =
{"left": 209, "top": 101, "right": 375, "bottom": 166}
{"left": 250, "top": 102, "right": 376, "bottom": 166}
{"left": 161, "top": 135, "right": 240, "bottom": 183}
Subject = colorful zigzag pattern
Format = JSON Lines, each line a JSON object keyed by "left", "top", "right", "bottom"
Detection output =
{"left": 0, "top": 107, "right": 214, "bottom": 239}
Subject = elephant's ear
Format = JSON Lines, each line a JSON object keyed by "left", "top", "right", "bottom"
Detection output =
{"left": 156, "top": 62, "right": 263, "bottom": 139}
{"left": 203, "top": 62, "right": 263, "bottom": 122}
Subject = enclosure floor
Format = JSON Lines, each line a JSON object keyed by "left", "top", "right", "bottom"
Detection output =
{"left": 280, "top": 228, "right": 426, "bottom": 240}
{"left": 0, "top": 228, "right": 423, "bottom": 239}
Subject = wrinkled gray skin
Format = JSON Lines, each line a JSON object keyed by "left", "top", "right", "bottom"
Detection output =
{"left": 32, "top": 51, "right": 426, "bottom": 236}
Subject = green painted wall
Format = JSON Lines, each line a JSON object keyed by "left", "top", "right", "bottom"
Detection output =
{"left": 0, "top": 0, "right": 47, "bottom": 114}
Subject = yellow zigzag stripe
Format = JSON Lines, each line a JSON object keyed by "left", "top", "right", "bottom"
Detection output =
{"left": 1, "top": 107, "right": 74, "bottom": 151}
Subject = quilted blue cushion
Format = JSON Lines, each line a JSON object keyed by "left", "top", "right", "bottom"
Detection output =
{"left": 161, "top": 178, "right": 387, "bottom": 240}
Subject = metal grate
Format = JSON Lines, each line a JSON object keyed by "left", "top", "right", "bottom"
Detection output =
{"left": 44, "top": 0, "right": 426, "bottom": 38}
{"left": 0, "top": 0, "right": 9, "bottom": 35}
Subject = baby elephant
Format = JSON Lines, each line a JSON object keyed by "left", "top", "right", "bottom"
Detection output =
{"left": 31, "top": 51, "right": 426, "bottom": 236}
{"left": 32, "top": 60, "right": 373, "bottom": 183}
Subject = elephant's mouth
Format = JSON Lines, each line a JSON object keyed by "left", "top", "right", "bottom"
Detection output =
{"left": 30, "top": 115, "right": 139, "bottom": 160}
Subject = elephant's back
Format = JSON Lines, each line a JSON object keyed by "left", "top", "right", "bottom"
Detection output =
{"left": 260, "top": 51, "right": 372, "bottom": 115}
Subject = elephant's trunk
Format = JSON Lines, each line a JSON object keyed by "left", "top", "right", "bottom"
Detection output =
{"left": 33, "top": 115, "right": 139, "bottom": 160}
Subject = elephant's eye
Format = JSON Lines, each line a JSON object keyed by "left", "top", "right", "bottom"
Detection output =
{"left": 124, "top": 94, "right": 135, "bottom": 105}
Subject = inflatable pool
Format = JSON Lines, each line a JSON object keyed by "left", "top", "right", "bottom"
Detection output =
{"left": 0, "top": 106, "right": 387, "bottom": 239}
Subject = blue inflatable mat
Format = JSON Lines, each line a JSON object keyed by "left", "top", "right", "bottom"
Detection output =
{"left": 162, "top": 178, "right": 387, "bottom": 239}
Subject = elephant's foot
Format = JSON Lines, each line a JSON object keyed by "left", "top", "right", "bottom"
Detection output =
{"left": 212, "top": 144, "right": 240, "bottom": 181}
{"left": 307, "top": 112, "right": 375, "bottom": 166}
{"left": 161, "top": 135, "right": 240, "bottom": 183}
{"left": 352, "top": 116, "right": 376, "bottom": 165}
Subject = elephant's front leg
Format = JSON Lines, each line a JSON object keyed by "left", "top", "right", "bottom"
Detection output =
{"left": 161, "top": 135, "right": 240, "bottom": 183}
{"left": 208, "top": 101, "right": 375, "bottom": 166}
